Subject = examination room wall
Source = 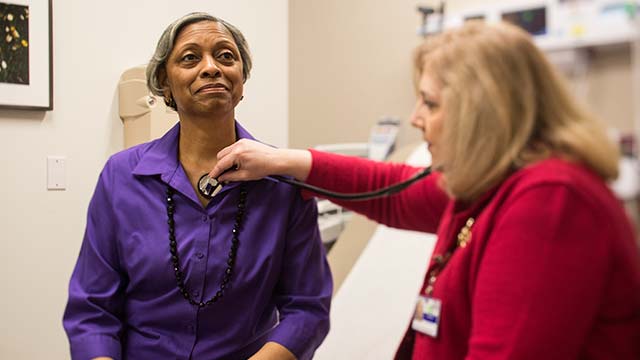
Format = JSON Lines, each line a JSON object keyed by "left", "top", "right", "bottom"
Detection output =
{"left": 289, "top": 0, "right": 635, "bottom": 149}
{"left": 0, "top": 1, "right": 288, "bottom": 358}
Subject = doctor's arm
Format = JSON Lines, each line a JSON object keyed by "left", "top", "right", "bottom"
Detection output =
{"left": 212, "top": 139, "right": 312, "bottom": 183}
{"left": 212, "top": 139, "right": 448, "bottom": 232}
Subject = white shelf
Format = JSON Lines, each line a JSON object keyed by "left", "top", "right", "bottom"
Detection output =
{"left": 535, "top": 28, "right": 638, "bottom": 52}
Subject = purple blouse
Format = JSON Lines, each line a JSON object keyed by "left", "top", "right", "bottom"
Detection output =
{"left": 63, "top": 122, "right": 332, "bottom": 360}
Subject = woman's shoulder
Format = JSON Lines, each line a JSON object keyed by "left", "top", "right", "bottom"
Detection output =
{"left": 105, "top": 141, "right": 158, "bottom": 170}
{"left": 510, "top": 157, "right": 608, "bottom": 193}
{"left": 96, "top": 138, "right": 170, "bottom": 183}
{"left": 106, "top": 124, "right": 179, "bottom": 173}
{"left": 499, "top": 157, "right": 622, "bottom": 216}
{"left": 488, "top": 158, "right": 635, "bottom": 252}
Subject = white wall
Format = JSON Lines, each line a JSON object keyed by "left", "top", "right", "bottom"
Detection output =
{"left": 0, "top": 1, "right": 288, "bottom": 358}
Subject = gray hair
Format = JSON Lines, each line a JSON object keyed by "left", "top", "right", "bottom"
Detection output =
{"left": 146, "top": 12, "right": 252, "bottom": 109}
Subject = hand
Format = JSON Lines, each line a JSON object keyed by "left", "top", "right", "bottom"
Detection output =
{"left": 210, "top": 139, "right": 312, "bottom": 183}
{"left": 247, "top": 341, "right": 296, "bottom": 360}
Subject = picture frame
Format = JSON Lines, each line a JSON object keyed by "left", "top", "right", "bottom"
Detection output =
{"left": 0, "top": 0, "right": 52, "bottom": 110}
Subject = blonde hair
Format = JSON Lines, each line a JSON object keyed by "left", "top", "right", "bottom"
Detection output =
{"left": 414, "top": 21, "right": 619, "bottom": 201}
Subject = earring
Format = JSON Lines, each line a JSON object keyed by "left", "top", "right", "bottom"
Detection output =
{"left": 164, "top": 95, "right": 176, "bottom": 109}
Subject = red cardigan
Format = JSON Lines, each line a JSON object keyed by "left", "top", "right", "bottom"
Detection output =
{"left": 307, "top": 149, "right": 640, "bottom": 359}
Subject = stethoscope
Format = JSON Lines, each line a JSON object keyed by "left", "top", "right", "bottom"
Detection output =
{"left": 197, "top": 166, "right": 433, "bottom": 201}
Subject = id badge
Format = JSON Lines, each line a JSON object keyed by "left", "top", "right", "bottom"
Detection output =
{"left": 411, "top": 295, "right": 441, "bottom": 338}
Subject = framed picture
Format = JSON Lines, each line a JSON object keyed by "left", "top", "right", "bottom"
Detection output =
{"left": 0, "top": 0, "right": 51, "bottom": 110}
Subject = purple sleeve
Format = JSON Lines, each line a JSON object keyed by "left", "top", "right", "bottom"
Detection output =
{"left": 63, "top": 162, "right": 124, "bottom": 360}
{"left": 266, "top": 193, "right": 332, "bottom": 360}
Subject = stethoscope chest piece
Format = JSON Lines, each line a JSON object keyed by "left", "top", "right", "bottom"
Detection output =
{"left": 198, "top": 174, "right": 222, "bottom": 199}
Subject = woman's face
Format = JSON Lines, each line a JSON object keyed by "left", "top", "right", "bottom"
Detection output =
{"left": 410, "top": 71, "right": 445, "bottom": 167}
{"left": 163, "top": 21, "right": 244, "bottom": 117}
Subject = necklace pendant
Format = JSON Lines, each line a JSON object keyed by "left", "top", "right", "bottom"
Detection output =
{"left": 456, "top": 217, "right": 475, "bottom": 248}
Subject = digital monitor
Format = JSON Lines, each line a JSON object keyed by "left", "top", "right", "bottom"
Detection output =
{"left": 464, "top": 14, "right": 486, "bottom": 22}
{"left": 501, "top": 7, "right": 547, "bottom": 35}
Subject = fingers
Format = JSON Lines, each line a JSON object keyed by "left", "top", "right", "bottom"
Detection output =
{"left": 211, "top": 141, "right": 255, "bottom": 181}
{"left": 210, "top": 139, "right": 272, "bottom": 182}
{"left": 210, "top": 149, "right": 238, "bottom": 179}
{"left": 216, "top": 141, "right": 237, "bottom": 161}
{"left": 216, "top": 169, "right": 255, "bottom": 183}
{"left": 211, "top": 140, "right": 249, "bottom": 178}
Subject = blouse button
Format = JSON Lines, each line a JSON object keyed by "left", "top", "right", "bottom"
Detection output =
{"left": 195, "top": 252, "right": 204, "bottom": 259}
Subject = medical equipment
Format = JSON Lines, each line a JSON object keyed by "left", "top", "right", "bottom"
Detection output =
{"left": 502, "top": 6, "right": 547, "bottom": 35}
{"left": 197, "top": 166, "right": 433, "bottom": 201}
{"left": 275, "top": 167, "right": 431, "bottom": 200}
{"left": 316, "top": 199, "right": 349, "bottom": 247}
{"left": 118, "top": 65, "right": 178, "bottom": 149}
{"left": 442, "top": 0, "right": 639, "bottom": 50}
{"left": 368, "top": 117, "right": 401, "bottom": 161}
{"left": 196, "top": 116, "right": 422, "bottom": 201}
{"left": 314, "top": 117, "right": 401, "bottom": 161}
{"left": 417, "top": 2, "right": 446, "bottom": 37}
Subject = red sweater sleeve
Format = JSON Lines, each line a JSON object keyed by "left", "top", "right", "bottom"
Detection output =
{"left": 305, "top": 149, "right": 449, "bottom": 233}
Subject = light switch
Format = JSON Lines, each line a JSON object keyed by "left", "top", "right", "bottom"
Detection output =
{"left": 47, "top": 156, "right": 66, "bottom": 190}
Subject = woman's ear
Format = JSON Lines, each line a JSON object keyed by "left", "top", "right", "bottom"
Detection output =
{"left": 158, "top": 68, "right": 174, "bottom": 107}
{"left": 158, "top": 67, "right": 170, "bottom": 90}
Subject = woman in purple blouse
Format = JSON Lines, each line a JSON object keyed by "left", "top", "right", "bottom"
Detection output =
{"left": 63, "top": 13, "right": 332, "bottom": 360}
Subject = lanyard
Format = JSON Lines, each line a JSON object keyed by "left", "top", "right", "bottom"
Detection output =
{"left": 424, "top": 217, "right": 475, "bottom": 296}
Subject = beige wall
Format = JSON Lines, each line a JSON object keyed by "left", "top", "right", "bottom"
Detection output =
{"left": 587, "top": 47, "right": 635, "bottom": 134}
{"left": 289, "top": 0, "right": 424, "bottom": 149}
{"left": 289, "top": 0, "right": 636, "bottom": 149}
{"left": 0, "top": 1, "right": 287, "bottom": 358}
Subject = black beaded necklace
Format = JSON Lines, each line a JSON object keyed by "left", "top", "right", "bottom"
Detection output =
{"left": 165, "top": 184, "right": 247, "bottom": 308}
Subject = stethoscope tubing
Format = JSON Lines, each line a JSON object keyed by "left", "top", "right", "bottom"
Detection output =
{"left": 268, "top": 166, "right": 432, "bottom": 201}
{"left": 199, "top": 167, "right": 432, "bottom": 201}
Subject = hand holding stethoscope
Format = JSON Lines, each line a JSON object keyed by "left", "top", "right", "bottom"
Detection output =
{"left": 198, "top": 139, "right": 431, "bottom": 201}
